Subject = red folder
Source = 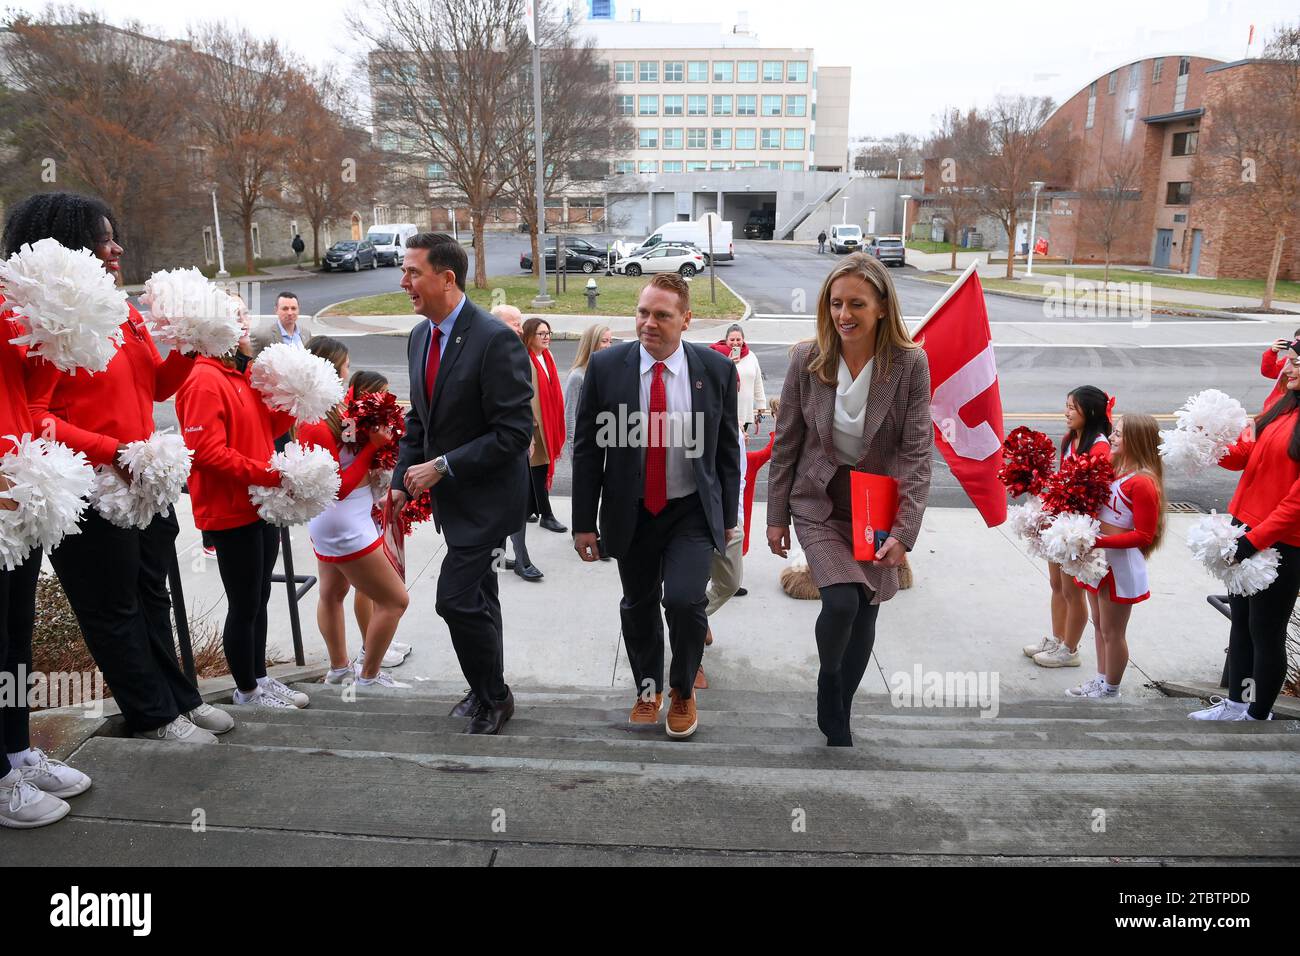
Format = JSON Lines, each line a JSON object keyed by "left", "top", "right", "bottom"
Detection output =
{"left": 850, "top": 471, "right": 898, "bottom": 561}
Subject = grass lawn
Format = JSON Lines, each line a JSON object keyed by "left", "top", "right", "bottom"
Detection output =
{"left": 906, "top": 240, "right": 985, "bottom": 254}
{"left": 321, "top": 273, "right": 746, "bottom": 319}
{"left": 912, "top": 273, "right": 1221, "bottom": 313}
{"left": 1031, "top": 267, "right": 1300, "bottom": 303}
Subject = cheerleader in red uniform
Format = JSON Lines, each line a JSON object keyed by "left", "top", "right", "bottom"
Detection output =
{"left": 1259, "top": 330, "right": 1299, "bottom": 411}
{"left": 298, "top": 339, "right": 409, "bottom": 687}
{"left": 1026, "top": 385, "right": 1113, "bottom": 668}
{"left": 1067, "top": 414, "right": 1166, "bottom": 699}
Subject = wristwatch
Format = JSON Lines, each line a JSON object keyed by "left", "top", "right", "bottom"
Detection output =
{"left": 433, "top": 456, "right": 449, "bottom": 476}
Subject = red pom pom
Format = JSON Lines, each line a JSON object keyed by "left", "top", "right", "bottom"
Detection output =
{"left": 1039, "top": 452, "right": 1114, "bottom": 517}
{"left": 998, "top": 426, "right": 1057, "bottom": 498}
{"left": 343, "top": 391, "right": 404, "bottom": 470}
{"left": 399, "top": 490, "right": 434, "bottom": 531}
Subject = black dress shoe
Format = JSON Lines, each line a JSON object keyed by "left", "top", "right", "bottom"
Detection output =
{"left": 449, "top": 690, "right": 479, "bottom": 717}
{"left": 503, "top": 558, "right": 517, "bottom": 571}
{"left": 735, "top": 587, "right": 749, "bottom": 597}
{"left": 466, "top": 691, "right": 515, "bottom": 735}
{"left": 538, "top": 515, "right": 567, "bottom": 533}
{"left": 527, "top": 513, "right": 538, "bottom": 523}
{"left": 515, "top": 563, "right": 544, "bottom": 581}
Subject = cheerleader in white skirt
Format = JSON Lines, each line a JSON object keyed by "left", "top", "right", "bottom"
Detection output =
{"left": 1069, "top": 413, "right": 1166, "bottom": 699}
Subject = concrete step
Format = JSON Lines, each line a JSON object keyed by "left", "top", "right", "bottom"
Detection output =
{"left": 51, "top": 736, "right": 1300, "bottom": 858}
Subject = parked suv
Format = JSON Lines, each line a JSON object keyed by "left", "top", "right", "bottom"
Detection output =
{"left": 866, "top": 236, "right": 906, "bottom": 267}
{"left": 743, "top": 211, "right": 775, "bottom": 240}
{"left": 322, "top": 240, "right": 377, "bottom": 272}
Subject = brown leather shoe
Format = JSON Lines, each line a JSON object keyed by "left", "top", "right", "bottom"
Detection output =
{"left": 694, "top": 666, "right": 708, "bottom": 689}
{"left": 704, "top": 627, "right": 714, "bottom": 646}
{"left": 629, "top": 693, "right": 663, "bottom": 724}
{"left": 666, "top": 689, "right": 698, "bottom": 739}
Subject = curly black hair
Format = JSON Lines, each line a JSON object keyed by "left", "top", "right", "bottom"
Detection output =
{"left": 2, "top": 191, "right": 119, "bottom": 259}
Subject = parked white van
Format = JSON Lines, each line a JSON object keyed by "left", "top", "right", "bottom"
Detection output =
{"left": 366, "top": 223, "right": 418, "bottom": 267}
{"left": 829, "top": 224, "right": 863, "bottom": 254}
{"left": 632, "top": 215, "right": 734, "bottom": 263}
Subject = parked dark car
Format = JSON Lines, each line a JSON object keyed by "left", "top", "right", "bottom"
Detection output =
{"left": 743, "top": 211, "right": 775, "bottom": 240}
{"left": 866, "top": 236, "right": 906, "bottom": 267}
{"left": 520, "top": 249, "right": 606, "bottom": 274}
{"left": 544, "top": 236, "right": 614, "bottom": 260}
{"left": 322, "top": 239, "right": 378, "bottom": 272}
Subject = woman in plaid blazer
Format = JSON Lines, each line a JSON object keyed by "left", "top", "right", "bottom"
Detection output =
{"left": 767, "top": 254, "right": 933, "bottom": 747}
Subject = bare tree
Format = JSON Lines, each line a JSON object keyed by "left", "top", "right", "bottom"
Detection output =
{"left": 924, "top": 108, "right": 988, "bottom": 269}
{"left": 967, "top": 95, "right": 1071, "bottom": 279}
{"left": 187, "top": 23, "right": 296, "bottom": 276}
{"left": 1077, "top": 155, "right": 1143, "bottom": 284}
{"left": 1194, "top": 22, "right": 1300, "bottom": 309}
{"left": 854, "top": 132, "right": 923, "bottom": 178}
{"left": 356, "top": 0, "right": 533, "bottom": 290}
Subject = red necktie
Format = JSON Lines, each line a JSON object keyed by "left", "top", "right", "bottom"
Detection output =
{"left": 644, "top": 361, "right": 668, "bottom": 515}
{"left": 424, "top": 323, "right": 443, "bottom": 403}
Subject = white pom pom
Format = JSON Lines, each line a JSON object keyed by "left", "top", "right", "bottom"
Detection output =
{"left": 1186, "top": 511, "right": 1281, "bottom": 596}
{"left": 91, "top": 432, "right": 193, "bottom": 529}
{"left": 1063, "top": 548, "right": 1109, "bottom": 587}
{"left": 1008, "top": 498, "right": 1048, "bottom": 541}
{"left": 1039, "top": 512, "right": 1100, "bottom": 566}
{"left": 788, "top": 548, "right": 808, "bottom": 573}
{"left": 1160, "top": 389, "right": 1249, "bottom": 474}
{"left": 369, "top": 468, "right": 392, "bottom": 498}
{"left": 1223, "top": 549, "right": 1281, "bottom": 597}
{"left": 0, "top": 435, "right": 95, "bottom": 570}
{"left": 140, "top": 268, "right": 242, "bottom": 357}
{"left": 249, "top": 343, "right": 345, "bottom": 423}
{"left": 0, "top": 238, "right": 127, "bottom": 373}
{"left": 1158, "top": 427, "right": 1217, "bottom": 476}
{"left": 250, "top": 442, "right": 340, "bottom": 526}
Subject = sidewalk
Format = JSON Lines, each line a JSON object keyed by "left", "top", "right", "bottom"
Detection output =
{"left": 150, "top": 493, "right": 1238, "bottom": 702}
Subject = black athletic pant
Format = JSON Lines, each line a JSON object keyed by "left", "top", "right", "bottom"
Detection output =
{"left": 509, "top": 527, "right": 531, "bottom": 568}
{"left": 0, "top": 550, "right": 41, "bottom": 777}
{"left": 49, "top": 507, "right": 200, "bottom": 733}
{"left": 1228, "top": 541, "right": 1300, "bottom": 719}
{"left": 208, "top": 519, "right": 279, "bottom": 693}
{"left": 436, "top": 540, "right": 510, "bottom": 707}
{"left": 616, "top": 494, "right": 714, "bottom": 700}
{"left": 529, "top": 463, "right": 554, "bottom": 519}
{"left": 815, "top": 583, "right": 879, "bottom": 744}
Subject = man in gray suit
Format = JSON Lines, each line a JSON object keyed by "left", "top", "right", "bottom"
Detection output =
{"left": 249, "top": 292, "right": 312, "bottom": 357}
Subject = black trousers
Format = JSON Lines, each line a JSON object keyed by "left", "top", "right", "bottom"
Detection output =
{"left": 208, "top": 519, "right": 279, "bottom": 692}
{"left": 1228, "top": 541, "right": 1300, "bottom": 719}
{"left": 436, "top": 540, "right": 509, "bottom": 706}
{"left": 0, "top": 550, "right": 41, "bottom": 776}
{"left": 529, "top": 463, "right": 553, "bottom": 519}
{"left": 616, "top": 494, "right": 714, "bottom": 699}
{"left": 815, "top": 583, "right": 879, "bottom": 743}
{"left": 49, "top": 507, "right": 200, "bottom": 733}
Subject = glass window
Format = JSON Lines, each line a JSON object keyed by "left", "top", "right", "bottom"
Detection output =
{"left": 1172, "top": 131, "right": 1198, "bottom": 156}
{"left": 1165, "top": 181, "right": 1192, "bottom": 205}
{"left": 426, "top": 162, "right": 445, "bottom": 180}
{"left": 639, "top": 128, "right": 659, "bottom": 149}
{"left": 735, "top": 160, "right": 756, "bottom": 168}
{"left": 710, "top": 161, "right": 731, "bottom": 170}
{"left": 688, "top": 61, "right": 708, "bottom": 82}
{"left": 760, "top": 160, "right": 780, "bottom": 170}
{"left": 664, "top": 61, "right": 684, "bottom": 82}
{"left": 1129, "top": 63, "right": 1139, "bottom": 90}
{"left": 687, "top": 95, "right": 708, "bottom": 116}
{"left": 1178, "top": 55, "right": 1191, "bottom": 76}
{"left": 1152, "top": 58, "right": 1164, "bottom": 83}
{"left": 638, "top": 95, "right": 658, "bottom": 115}
{"left": 713, "top": 61, "right": 734, "bottom": 83}
{"left": 783, "top": 160, "right": 804, "bottom": 171}
{"left": 1107, "top": 71, "right": 1117, "bottom": 93}
{"left": 763, "top": 60, "right": 783, "bottom": 82}
{"left": 711, "top": 128, "right": 732, "bottom": 149}
{"left": 639, "top": 61, "right": 658, "bottom": 83}
{"left": 784, "top": 128, "right": 805, "bottom": 150}
{"left": 786, "top": 61, "right": 808, "bottom": 83}
{"left": 762, "top": 95, "right": 783, "bottom": 116}
{"left": 662, "top": 128, "right": 683, "bottom": 149}
{"left": 638, "top": 160, "right": 658, "bottom": 174}
{"left": 618, "top": 95, "right": 634, "bottom": 116}
{"left": 614, "top": 160, "right": 635, "bottom": 174}
{"left": 615, "top": 61, "right": 634, "bottom": 82}
{"left": 686, "top": 160, "right": 707, "bottom": 172}
{"left": 735, "top": 128, "right": 756, "bottom": 149}
{"left": 662, "top": 160, "right": 684, "bottom": 173}
{"left": 786, "top": 95, "right": 806, "bottom": 116}
{"left": 713, "top": 95, "right": 733, "bottom": 116}
{"left": 737, "top": 94, "right": 757, "bottom": 116}
{"left": 738, "top": 61, "right": 758, "bottom": 82}
{"left": 687, "top": 128, "right": 707, "bottom": 149}
{"left": 761, "top": 129, "right": 781, "bottom": 149}
{"left": 663, "top": 94, "right": 684, "bottom": 116}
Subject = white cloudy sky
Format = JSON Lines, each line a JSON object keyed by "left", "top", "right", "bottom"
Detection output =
{"left": 6, "top": 0, "right": 1296, "bottom": 137}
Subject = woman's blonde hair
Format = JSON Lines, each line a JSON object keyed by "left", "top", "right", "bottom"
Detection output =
{"left": 807, "top": 253, "right": 917, "bottom": 387}
{"left": 572, "top": 323, "right": 611, "bottom": 371}
{"left": 1111, "top": 413, "right": 1166, "bottom": 555}
{"left": 306, "top": 335, "right": 351, "bottom": 443}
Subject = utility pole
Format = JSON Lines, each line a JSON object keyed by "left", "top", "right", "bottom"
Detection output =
{"left": 529, "top": 0, "right": 553, "bottom": 308}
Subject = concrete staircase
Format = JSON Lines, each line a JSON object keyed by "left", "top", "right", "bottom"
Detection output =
{"left": 20, "top": 682, "right": 1300, "bottom": 865}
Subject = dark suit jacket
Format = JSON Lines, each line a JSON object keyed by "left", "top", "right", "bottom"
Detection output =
{"left": 392, "top": 299, "right": 533, "bottom": 547}
{"left": 571, "top": 339, "right": 740, "bottom": 559}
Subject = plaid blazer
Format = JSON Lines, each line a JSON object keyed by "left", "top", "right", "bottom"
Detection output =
{"left": 767, "top": 341, "right": 933, "bottom": 550}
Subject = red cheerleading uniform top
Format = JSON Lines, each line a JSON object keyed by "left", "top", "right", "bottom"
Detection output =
{"left": 1219, "top": 407, "right": 1300, "bottom": 549}
{"left": 0, "top": 316, "right": 34, "bottom": 457}
{"left": 1060, "top": 433, "right": 1111, "bottom": 466}
{"left": 296, "top": 420, "right": 379, "bottom": 499}
{"left": 175, "top": 357, "right": 291, "bottom": 531}
{"left": 1094, "top": 473, "right": 1158, "bottom": 550}
{"left": 22, "top": 301, "right": 195, "bottom": 467}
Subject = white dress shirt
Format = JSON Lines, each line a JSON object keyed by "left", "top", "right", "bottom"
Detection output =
{"left": 639, "top": 342, "right": 697, "bottom": 500}
{"left": 832, "top": 356, "right": 873, "bottom": 466}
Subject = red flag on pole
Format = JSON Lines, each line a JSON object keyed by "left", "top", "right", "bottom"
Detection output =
{"left": 914, "top": 263, "right": 1007, "bottom": 527}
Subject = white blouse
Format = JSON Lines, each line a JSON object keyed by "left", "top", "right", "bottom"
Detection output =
{"left": 832, "top": 356, "right": 873, "bottom": 466}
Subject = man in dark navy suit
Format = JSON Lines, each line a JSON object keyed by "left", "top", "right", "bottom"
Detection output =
{"left": 390, "top": 233, "right": 532, "bottom": 735}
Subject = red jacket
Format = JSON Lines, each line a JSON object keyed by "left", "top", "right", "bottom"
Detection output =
{"left": 1095, "top": 473, "right": 1158, "bottom": 551}
{"left": 296, "top": 421, "right": 379, "bottom": 499}
{"left": 175, "top": 357, "right": 290, "bottom": 531}
{"left": 1261, "top": 348, "right": 1288, "bottom": 410}
{"left": 1219, "top": 406, "right": 1300, "bottom": 548}
{"left": 0, "top": 318, "right": 33, "bottom": 457}
{"left": 22, "top": 301, "right": 194, "bottom": 466}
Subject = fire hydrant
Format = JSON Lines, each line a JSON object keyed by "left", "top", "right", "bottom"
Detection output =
{"left": 585, "top": 278, "right": 600, "bottom": 311}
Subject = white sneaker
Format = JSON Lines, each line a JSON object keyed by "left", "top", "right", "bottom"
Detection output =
{"left": 1227, "top": 708, "right": 1273, "bottom": 721}
{"left": 324, "top": 663, "right": 357, "bottom": 684}
{"left": 16, "top": 749, "right": 91, "bottom": 799}
{"left": 355, "top": 671, "right": 411, "bottom": 689}
{"left": 1188, "top": 696, "right": 1247, "bottom": 720}
{"left": 358, "top": 645, "right": 405, "bottom": 669}
{"left": 259, "top": 676, "right": 309, "bottom": 708}
{"left": 1077, "top": 683, "right": 1121, "bottom": 700}
{"left": 0, "top": 769, "right": 70, "bottom": 829}
{"left": 1032, "top": 643, "right": 1081, "bottom": 668}
{"left": 1024, "top": 636, "right": 1060, "bottom": 658}
{"left": 390, "top": 641, "right": 413, "bottom": 659}
{"left": 1066, "top": 676, "right": 1105, "bottom": 697}
{"left": 234, "top": 687, "right": 295, "bottom": 710}
{"left": 187, "top": 703, "right": 235, "bottom": 734}
{"left": 134, "top": 714, "right": 218, "bottom": 745}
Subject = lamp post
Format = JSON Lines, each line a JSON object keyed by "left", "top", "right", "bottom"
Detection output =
{"left": 1027, "top": 180, "right": 1045, "bottom": 277}
{"left": 899, "top": 194, "right": 912, "bottom": 243}
{"left": 210, "top": 189, "right": 229, "bottom": 279}
{"left": 528, "top": 0, "right": 553, "bottom": 308}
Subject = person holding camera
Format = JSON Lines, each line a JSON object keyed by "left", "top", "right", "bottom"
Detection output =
{"left": 1260, "top": 330, "right": 1300, "bottom": 411}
